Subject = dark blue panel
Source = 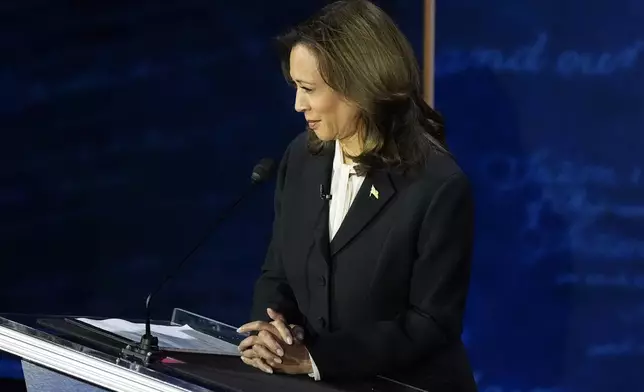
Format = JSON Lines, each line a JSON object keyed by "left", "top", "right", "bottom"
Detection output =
{"left": 0, "top": 0, "right": 418, "bottom": 322}
{"left": 1, "top": 0, "right": 332, "bottom": 323}
{"left": 435, "top": 1, "right": 644, "bottom": 391}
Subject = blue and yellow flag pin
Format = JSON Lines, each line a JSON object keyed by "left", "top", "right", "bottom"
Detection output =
{"left": 370, "top": 185, "right": 379, "bottom": 200}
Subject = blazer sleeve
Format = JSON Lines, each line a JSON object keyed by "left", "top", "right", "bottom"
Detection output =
{"left": 306, "top": 172, "right": 475, "bottom": 379}
{"left": 250, "top": 140, "right": 305, "bottom": 326}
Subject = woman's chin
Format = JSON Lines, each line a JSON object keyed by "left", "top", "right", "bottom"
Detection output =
{"left": 311, "top": 129, "right": 335, "bottom": 141}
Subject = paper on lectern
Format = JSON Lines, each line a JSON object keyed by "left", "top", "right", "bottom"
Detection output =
{"left": 76, "top": 318, "right": 240, "bottom": 356}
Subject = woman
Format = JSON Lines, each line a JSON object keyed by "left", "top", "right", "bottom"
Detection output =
{"left": 237, "top": 1, "right": 477, "bottom": 390}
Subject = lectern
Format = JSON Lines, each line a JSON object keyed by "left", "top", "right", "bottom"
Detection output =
{"left": 0, "top": 311, "right": 422, "bottom": 392}
{"left": 0, "top": 311, "right": 217, "bottom": 392}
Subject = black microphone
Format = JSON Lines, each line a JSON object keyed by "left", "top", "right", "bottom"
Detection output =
{"left": 121, "top": 158, "right": 275, "bottom": 365}
{"left": 319, "top": 184, "right": 332, "bottom": 201}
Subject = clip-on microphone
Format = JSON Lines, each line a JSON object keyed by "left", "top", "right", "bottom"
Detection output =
{"left": 319, "top": 184, "right": 332, "bottom": 201}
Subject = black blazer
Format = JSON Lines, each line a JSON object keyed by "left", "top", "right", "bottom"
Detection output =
{"left": 251, "top": 132, "right": 477, "bottom": 392}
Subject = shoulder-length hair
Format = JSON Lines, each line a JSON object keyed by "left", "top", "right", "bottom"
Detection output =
{"left": 277, "top": 0, "right": 448, "bottom": 175}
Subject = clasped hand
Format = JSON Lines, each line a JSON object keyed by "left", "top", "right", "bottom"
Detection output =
{"left": 237, "top": 308, "right": 312, "bottom": 375}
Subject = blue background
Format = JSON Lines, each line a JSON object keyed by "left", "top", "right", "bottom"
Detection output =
{"left": 1, "top": 1, "right": 642, "bottom": 391}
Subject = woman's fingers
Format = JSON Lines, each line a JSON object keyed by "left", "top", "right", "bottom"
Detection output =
{"left": 257, "top": 330, "right": 284, "bottom": 356}
{"left": 240, "top": 356, "right": 274, "bottom": 374}
{"left": 267, "top": 308, "right": 293, "bottom": 344}
{"left": 253, "top": 343, "right": 282, "bottom": 364}
{"left": 270, "top": 319, "right": 293, "bottom": 345}
{"left": 238, "top": 335, "right": 258, "bottom": 352}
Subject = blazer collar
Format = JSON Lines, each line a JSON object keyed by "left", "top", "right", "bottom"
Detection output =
{"left": 308, "top": 141, "right": 397, "bottom": 258}
{"left": 329, "top": 168, "right": 395, "bottom": 256}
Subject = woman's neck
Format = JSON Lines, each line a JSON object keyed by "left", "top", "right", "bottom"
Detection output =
{"left": 338, "top": 131, "right": 363, "bottom": 164}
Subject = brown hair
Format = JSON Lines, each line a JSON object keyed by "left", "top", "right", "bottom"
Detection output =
{"left": 277, "top": 0, "right": 447, "bottom": 175}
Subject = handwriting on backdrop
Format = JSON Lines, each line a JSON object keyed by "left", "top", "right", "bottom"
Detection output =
{"left": 436, "top": 33, "right": 644, "bottom": 77}
{"left": 587, "top": 342, "right": 644, "bottom": 357}
{"left": 586, "top": 306, "right": 644, "bottom": 358}
{"left": 473, "top": 372, "right": 565, "bottom": 392}
{"left": 473, "top": 374, "right": 564, "bottom": 392}
{"left": 0, "top": 129, "right": 239, "bottom": 234}
{"left": 1, "top": 51, "right": 229, "bottom": 115}
{"left": 477, "top": 387, "right": 564, "bottom": 392}
{"left": 20, "top": 129, "right": 211, "bottom": 171}
{"left": 479, "top": 150, "right": 644, "bottom": 264}
{"left": 0, "top": 129, "right": 199, "bottom": 195}
{"left": 556, "top": 273, "right": 644, "bottom": 289}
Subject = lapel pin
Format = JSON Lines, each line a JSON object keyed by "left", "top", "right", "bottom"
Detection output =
{"left": 370, "top": 185, "right": 379, "bottom": 200}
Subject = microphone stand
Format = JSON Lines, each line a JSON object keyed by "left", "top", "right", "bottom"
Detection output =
{"left": 121, "top": 293, "right": 163, "bottom": 365}
{"left": 120, "top": 163, "right": 273, "bottom": 365}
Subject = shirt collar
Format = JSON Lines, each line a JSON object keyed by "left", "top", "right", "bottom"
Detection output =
{"left": 333, "top": 140, "right": 358, "bottom": 175}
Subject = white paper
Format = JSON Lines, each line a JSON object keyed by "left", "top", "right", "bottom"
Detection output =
{"left": 76, "top": 318, "right": 240, "bottom": 356}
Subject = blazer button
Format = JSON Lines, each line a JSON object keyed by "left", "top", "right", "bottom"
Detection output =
{"left": 317, "top": 317, "right": 326, "bottom": 328}
{"left": 318, "top": 276, "right": 326, "bottom": 286}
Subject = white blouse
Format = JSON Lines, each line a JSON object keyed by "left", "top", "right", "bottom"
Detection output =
{"left": 328, "top": 140, "right": 366, "bottom": 240}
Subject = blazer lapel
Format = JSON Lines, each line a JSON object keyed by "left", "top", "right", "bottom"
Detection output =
{"left": 329, "top": 169, "right": 395, "bottom": 256}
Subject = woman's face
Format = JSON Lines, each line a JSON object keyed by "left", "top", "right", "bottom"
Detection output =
{"left": 289, "top": 44, "right": 360, "bottom": 141}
